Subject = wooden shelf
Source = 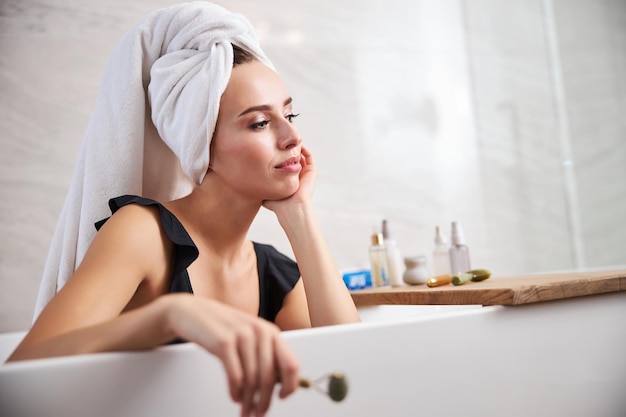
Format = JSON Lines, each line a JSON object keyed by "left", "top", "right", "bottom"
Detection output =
{"left": 350, "top": 269, "right": 626, "bottom": 306}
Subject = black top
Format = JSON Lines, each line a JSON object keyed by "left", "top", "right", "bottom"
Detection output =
{"left": 95, "top": 195, "right": 300, "bottom": 322}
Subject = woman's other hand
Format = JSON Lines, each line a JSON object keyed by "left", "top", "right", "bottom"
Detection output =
{"left": 164, "top": 294, "right": 300, "bottom": 417}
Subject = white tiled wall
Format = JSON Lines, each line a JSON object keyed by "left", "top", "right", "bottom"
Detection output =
{"left": 554, "top": 0, "right": 626, "bottom": 268}
{"left": 1, "top": 0, "right": 624, "bottom": 332}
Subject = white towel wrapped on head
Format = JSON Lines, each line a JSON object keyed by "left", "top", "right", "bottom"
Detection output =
{"left": 34, "top": 1, "right": 274, "bottom": 320}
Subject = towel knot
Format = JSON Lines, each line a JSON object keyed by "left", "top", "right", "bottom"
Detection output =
{"left": 148, "top": 3, "right": 273, "bottom": 185}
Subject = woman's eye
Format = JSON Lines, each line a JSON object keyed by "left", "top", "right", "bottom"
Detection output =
{"left": 251, "top": 120, "right": 270, "bottom": 129}
{"left": 285, "top": 113, "right": 300, "bottom": 123}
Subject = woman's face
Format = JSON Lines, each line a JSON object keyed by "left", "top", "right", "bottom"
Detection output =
{"left": 208, "top": 60, "right": 302, "bottom": 202}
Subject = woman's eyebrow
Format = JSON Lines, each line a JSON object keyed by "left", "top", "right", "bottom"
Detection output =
{"left": 238, "top": 97, "right": 293, "bottom": 117}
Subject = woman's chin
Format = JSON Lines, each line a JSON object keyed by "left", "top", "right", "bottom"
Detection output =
{"left": 267, "top": 182, "right": 300, "bottom": 201}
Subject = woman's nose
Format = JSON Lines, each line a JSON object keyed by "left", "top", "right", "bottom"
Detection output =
{"left": 277, "top": 119, "right": 302, "bottom": 150}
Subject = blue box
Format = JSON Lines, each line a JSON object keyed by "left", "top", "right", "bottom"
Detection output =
{"left": 341, "top": 269, "right": 372, "bottom": 291}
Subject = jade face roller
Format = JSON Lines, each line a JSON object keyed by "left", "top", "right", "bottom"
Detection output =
{"left": 298, "top": 372, "right": 348, "bottom": 402}
{"left": 279, "top": 371, "right": 349, "bottom": 402}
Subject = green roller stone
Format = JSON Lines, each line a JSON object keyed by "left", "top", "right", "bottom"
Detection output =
{"left": 468, "top": 269, "right": 491, "bottom": 282}
{"left": 327, "top": 373, "right": 348, "bottom": 402}
{"left": 451, "top": 272, "right": 473, "bottom": 286}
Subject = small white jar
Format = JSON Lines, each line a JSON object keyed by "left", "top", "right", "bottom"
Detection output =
{"left": 403, "top": 255, "right": 429, "bottom": 285}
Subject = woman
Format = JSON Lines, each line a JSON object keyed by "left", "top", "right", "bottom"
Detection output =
{"left": 7, "top": 3, "right": 360, "bottom": 417}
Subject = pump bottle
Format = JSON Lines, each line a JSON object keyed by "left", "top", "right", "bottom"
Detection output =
{"left": 449, "top": 221, "right": 471, "bottom": 274}
{"left": 432, "top": 226, "right": 451, "bottom": 276}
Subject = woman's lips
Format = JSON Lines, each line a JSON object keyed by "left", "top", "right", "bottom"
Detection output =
{"left": 275, "top": 156, "right": 301, "bottom": 172}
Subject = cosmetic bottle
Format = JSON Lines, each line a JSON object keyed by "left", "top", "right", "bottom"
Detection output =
{"left": 449, "top": 221, "right": 471, "bottom": 274}
{"left": 382, "top": 219, "right": 405, "bottom": 287}
{"left": 369, "top": 231, "right": 390, "bottom": 288}
{"left": 432, "top": 226, "right": 451, "bottom": 276}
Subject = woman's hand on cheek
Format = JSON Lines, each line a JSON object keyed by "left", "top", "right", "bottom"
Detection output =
{"left": 263, "top": 146, "right": 316, "bottom": 216}
{"left": 164, "top": 295, "right": 300, "bottom": 417}
{"left": 295, "top": 146, "right": 316, "bottom": 200}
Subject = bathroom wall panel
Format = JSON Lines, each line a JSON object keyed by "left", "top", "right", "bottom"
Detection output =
{"left": 462, "top": 0, "right": 574, "bottom": 273}
{"left": 1, "top": 0, "right": 624, "bottom": 332}
{"left": 553, "top": 0, "right": 626, "bottom": 268}
{"left": 0, "top": 0, "right": 176, "bottom": 331}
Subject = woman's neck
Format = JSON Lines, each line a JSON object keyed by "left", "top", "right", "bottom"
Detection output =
{"left": 165, "top": 186, "right": 261, "bottom": 259}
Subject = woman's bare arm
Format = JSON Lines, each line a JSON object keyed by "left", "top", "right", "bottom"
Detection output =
{"left": 277, "top": 203, "right": 361, "bottom": 326}
{"left": 8, "top": 204, "right": 299, "bottom": 416}
{"left": 9, "top": 293, "right": 299, "bottom": 416}
{"left": 9, "top": 204, "right": 168, "bottom": 359}
{"left": 265, "top": 147, "right": 361, "bottom": 327}
{"left": 7, "top": 294, "right": 176, "bottom": 361}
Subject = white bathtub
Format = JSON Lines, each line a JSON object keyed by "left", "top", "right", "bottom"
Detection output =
{"left": 1, "top": 292, "right": 625, "bottom": 417}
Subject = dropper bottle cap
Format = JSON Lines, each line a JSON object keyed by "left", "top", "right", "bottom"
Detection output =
{"left": 434, "top": 225, "right": 447, "bottom": 245}
{"left": 450, "top": 221, "right": 465, "bottom": 245}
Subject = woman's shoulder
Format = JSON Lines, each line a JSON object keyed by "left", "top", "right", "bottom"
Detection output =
{"left": 95, "top": 195, "right": 162, "bottom": 227}
{"left": 96, "top": 196, "right": 189, "bottom": 240}
{"left": 95, "top": 195, "right": 162, "bottom": 233}
{"left": 92, "top": 201, "right": 166, "bottom": 262}
{"left": 96, "top": 195, "right": 198, "bottom": 261}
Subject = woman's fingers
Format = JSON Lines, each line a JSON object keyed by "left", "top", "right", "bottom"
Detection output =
{"left": 167, "top": 296, "right": 299, "bottom": 416}
{"left": 254, "top": 324, "right": 278, "bottom": 416}
{"left": 237, "top": 325, "right": 258, "bottom": 417}
{"left": 300, "top": 145, "right": 314, "bottom": 168}
{"left": 298, "top": 146, "right": 314, "bottom": 181}
{"left": 274, "top": 336, "right": 300, "bottom": 399}
{"left": 219, "top": 334, "right": 245, "bottom": 403}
